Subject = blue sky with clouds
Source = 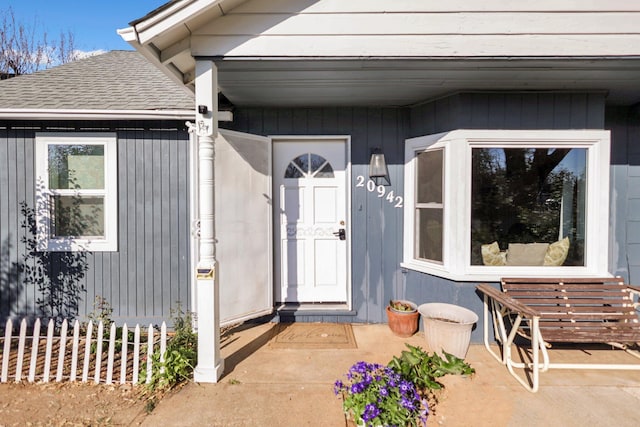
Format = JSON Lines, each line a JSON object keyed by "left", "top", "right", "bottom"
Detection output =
{"left": 1, "top": 1, "right": 165, "bottom": 54}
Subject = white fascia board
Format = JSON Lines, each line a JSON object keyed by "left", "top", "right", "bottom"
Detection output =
{"left": 116, "top": 26, "right": 138, "bottom": 43}
{"left": 0, "top": 109, "right": 233, "bottom": 122}
{"left": 0, "top": 109, "right": 195, "bottom": 120}
{"left": 133, "top": 0, "right": 226, "bottom": 45}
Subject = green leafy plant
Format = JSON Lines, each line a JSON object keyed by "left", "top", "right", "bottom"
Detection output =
{"left": 143, "top": 302, "right": 197, "bottom": 395}
{"left": 85, "top": 296, "right": 133, "bottom": 353}
{"left": 86, "top": 295, "right": 113, "bottom": 324}
{"left": 389, "top": 299, "right": 416, "bottom": 312}
{"left": 388, "top": 344, "right": 474, "bottom": 392}
{"left": 334, "top": 361, "right": 428, "bottom": 427}
{"left": 335, "top": 345, "right": 474, "bottom": 425}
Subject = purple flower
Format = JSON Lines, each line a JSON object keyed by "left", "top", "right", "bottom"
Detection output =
{"left": 401, "top": 396, "right": 416, "bottom": 410}
{"left": 399, "top": 380, "right": 412, "bottom": 393}
{"left": 335, "top": 360, "right": 429, "bottom": 426}
{"left": 350, "top": 382, "right": 366, "bottom": 394}
{"left": 362, "top": 403, "right": 380, "bottom": 422}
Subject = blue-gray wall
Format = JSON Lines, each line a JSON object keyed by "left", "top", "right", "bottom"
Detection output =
{"left": 1, "top": 91, "right": 632, "bottom": 342}
{"left": 607, "top": 106, "right": 640, "bottom": 284}
{"left": 226, "top": 91, "right": 614, "bottom": 343}
{"left": 226, "top": 108, "right": 409, "bottom": 324}
{"left": 0, "top": 120, "right": 191, "bottom": 326}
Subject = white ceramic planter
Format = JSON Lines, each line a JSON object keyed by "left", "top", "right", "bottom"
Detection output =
{"left": 418, "top": 303, "right": 478, "bottom": 359}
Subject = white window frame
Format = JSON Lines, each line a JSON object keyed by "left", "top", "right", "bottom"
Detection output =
{"left": 402, "top": 129, "right": 611, "bottom": 282}
{"left": 35, "top": 133, "right": 118, "bottom": 252}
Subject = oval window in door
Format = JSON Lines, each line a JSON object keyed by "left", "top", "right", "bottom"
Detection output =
{"left": 284, "top": 153, "right": 334, "bottom": 178}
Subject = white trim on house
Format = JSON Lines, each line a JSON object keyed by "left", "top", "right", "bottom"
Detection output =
{"left": 402, "top": 129, "right": 611, "bottom": 282}
{"left": 35, "top": 133, "right": 119, "bottom": 252}
{"left": 270, "top": 135, "right": 353, "bottom": 311}
{"left": 0, "top": 109, "right": 234, "bottom": 121}
{"left": 120, "top": 0, "right": 640, "bottom": 105}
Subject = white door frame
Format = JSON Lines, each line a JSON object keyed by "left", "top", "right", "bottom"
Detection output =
{"left": 271, "top": 135, "right": 352, "bottom": 309}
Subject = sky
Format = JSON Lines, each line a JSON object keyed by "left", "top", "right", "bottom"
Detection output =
{"left": 1, "top": 0, "right": 167, "bottom": 54}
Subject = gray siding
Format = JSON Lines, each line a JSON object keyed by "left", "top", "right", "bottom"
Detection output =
{"left": 226, "top": 107, "right": 410, "bottom": 324}
{"left": 0, "top": 121, "right": 191, "bottom": 325}
{"left": 607, "top": 106, "right": 640, "bottom": 284}
{"left": 227, "top": 91, "right": 609, "bottom": 337}
{"left": 0, "top": 91, "right": 620, "bottom": 338}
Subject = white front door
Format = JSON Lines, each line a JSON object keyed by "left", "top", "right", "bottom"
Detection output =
{"left": 274, "top": 139, "right": 349, "bottom": 303}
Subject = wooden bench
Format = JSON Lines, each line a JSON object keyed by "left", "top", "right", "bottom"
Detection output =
{"left": 477, "top": 277, "right": 640, "bottom": 392}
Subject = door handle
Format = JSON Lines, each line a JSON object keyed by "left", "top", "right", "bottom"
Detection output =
{"left": 333, "top": 228, "right": 346, "bottom": 240}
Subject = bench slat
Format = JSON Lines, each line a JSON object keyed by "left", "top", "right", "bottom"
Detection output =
{"left": 540, "top": 317, "right": 640, "bottom": 330}
{"left": 506, "top": 291, "right": 632, "bottom": 298}
{"left": 512, "top": 298, "right": 635, "bottom": 306}
{"left": 534, "top": 307, "right": 636, "bottom": 316}
{"left": 501, "top": 277, "right": 624, "bottom": 286}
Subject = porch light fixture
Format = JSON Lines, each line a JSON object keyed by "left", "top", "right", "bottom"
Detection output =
{"left": 369, "top": 148, "right": 389, "bottom": 185}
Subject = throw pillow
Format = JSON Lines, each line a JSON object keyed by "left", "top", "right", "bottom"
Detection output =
{"left": 481, "top": 241, "right": 507, "bottom": 266}
{"left": 543, "top": 237, "right": 570, "bottom": 266}
{"left": 506, "top": 242, "right": 549, "bottom": 266}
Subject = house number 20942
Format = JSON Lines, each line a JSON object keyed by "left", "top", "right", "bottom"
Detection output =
{"left": 355, "top": 175, "right": 403, "bottom": 208}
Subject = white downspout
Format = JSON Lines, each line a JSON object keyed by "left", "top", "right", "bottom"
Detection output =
{"left": 192, "top": 60, "right": 223, "bottom": 383}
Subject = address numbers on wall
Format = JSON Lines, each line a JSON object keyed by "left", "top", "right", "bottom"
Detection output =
{"left": 355, "top": 175, "right": 403, "bottom": 208}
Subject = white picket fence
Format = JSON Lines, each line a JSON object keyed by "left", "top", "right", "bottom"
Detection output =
{"left": 0, "top": 318, "right": 167, "bottom": 385}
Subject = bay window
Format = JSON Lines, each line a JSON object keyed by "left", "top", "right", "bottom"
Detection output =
{"left": 402, "top": 130, "right": 610, "bottom": 281}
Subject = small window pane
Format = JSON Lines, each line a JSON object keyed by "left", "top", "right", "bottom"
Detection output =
{"left": 285, "top": 163, "right": 304, "bottom": 178}
{"left": 52, "top": 196, "right": 105, "bottom": 238}
{"left": 416, "top": 208, "right": 443, "bottom": 262}
{"left": 417, "top": 150, "right": 443, "bottom": 204}
{"left": 285, "top": 153, "right": 334, "bottom": 178}
{"left": 471, "top": 147, "right": 586, "bottom": 266}
{"left": 48, "top": 145, "right": 105, "bottom": 189}
{"left": 314, "top": 163, "right": 334, "bottom": 178}
{"left": 309, "top": 154, "right": 326, "bottom": 174}
{"left": 292, "top": 154, "right": 309, "bottom": 174}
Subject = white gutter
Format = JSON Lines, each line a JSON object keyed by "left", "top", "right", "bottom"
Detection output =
{"left": 125, "top": 0, "right": 226, "bottom": 45}
{"left": 0, "top": 109, "right": 193, "bottom": 120}
{"left": 0, "top": 109, "right": 233, "bottom": 121}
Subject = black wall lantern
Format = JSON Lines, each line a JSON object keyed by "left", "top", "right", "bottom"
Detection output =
{"left": 369, "top": 147, "right": 389, "bottom": 185}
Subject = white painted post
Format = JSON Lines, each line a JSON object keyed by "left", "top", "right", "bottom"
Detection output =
{"left": 56, "top": 319, "right": 68, "bottom": 382}
{"left": 132, "top": 325, "right": 140, "bottom": 385}
{"left": 1, "top": 319, "right": 12, "bottom": 382}
{"left": 106, "top": 323, "right": 116, "bottom": 384}
{"left": 193, "top": 59, "right": 224, "bottom": 383}
{"left": 43, "top": 319, "right": 55, "bottom": 382}
{"left": 82, "top": 320, "right": 93, "bottom": 383}
{"left": 94, "top": 321, "right": 104, "bottom": 384}
{"left": 28, "top": 318, "right": 41, "bottom": 382}
{"left": 146, "top": 325, "right": 154, "bottom": 384}
{"left": 120, "top": 323, "right": 129, "bottom": 384}
{"left": 15, "top": 319, "right": 28, "bottom": 382}
{"left": 70, "top": 320, "right": 80, "bottom": 382}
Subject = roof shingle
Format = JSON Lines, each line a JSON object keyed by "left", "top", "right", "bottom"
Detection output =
{"left": 0, "top": 50, "right": 194, "bottom": 111}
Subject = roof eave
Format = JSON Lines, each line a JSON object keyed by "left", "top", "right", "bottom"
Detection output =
{"left": 0, "top": 109, "right": 196, "bottom": 121}
{"left": 118, "top": 0, "right": 231, "bottom": 91}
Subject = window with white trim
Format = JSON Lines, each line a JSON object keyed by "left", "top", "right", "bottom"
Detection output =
{"left": 35, "top": 133, "right": 118, "bottom": 251}
{"left": 402, "top": 130, "right": 610, "bottom": 281}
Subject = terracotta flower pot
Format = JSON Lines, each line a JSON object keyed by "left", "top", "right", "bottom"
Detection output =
{"left": 386, "top": 304, "right": 419, "bottom": 338}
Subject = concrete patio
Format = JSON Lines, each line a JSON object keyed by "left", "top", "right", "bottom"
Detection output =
{"left": 140, "top": 322, "right": 640, "bottom": 427}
